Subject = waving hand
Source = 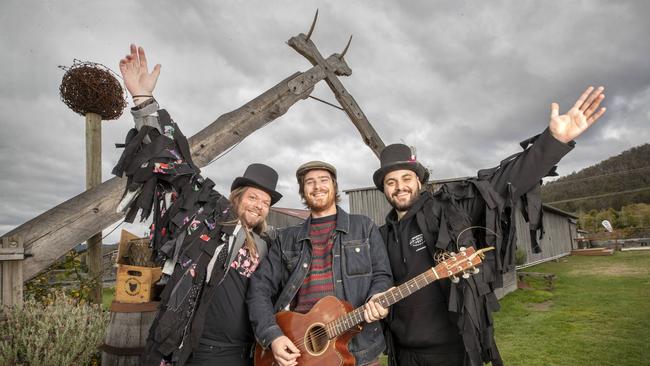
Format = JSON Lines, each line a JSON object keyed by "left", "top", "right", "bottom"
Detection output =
{"left": 118, "top": 44, "right": 161, "bottom": 97}
{"left": 549, "top": 86, "right": 606, "bottom": 143}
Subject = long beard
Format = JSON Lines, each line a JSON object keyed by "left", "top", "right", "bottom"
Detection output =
{"left": 389, "top": 189, "right": 420, "bottom": 212}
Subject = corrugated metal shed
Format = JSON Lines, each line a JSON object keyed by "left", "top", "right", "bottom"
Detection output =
{"left": 515, "top": 205, "right": 577, "bottom": 268}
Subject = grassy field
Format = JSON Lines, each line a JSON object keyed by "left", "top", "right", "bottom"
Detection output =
{"left": 494, "top": 250, "right": 650, "bottom": 365}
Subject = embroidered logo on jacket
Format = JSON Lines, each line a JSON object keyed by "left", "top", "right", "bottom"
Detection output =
{"left": 409, "top": 234, "right": 426, "bottom": 251}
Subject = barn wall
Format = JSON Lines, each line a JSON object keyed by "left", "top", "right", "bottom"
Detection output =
{"left": 515, "top": 207, "right": 574, "bottom": 266}
{"left": 347, "top": 188, "right": 392, "bottom": 225}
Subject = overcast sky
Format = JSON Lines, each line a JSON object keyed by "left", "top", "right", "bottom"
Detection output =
{"left": 1, "top": 1, "right": 649, "bottom": 243}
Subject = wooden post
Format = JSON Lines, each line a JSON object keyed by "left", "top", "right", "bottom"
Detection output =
{"left": 1, "top": 236, "right": 24, "bottom": 309}
{"left": 86, "top": 112, "right": 103, "bottom": 304}
{"left": 613, "top": 230, "right": 621, "bottom": 251}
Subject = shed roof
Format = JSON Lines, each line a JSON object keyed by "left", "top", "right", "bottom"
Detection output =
{"left": 271, "top": 207, "right": 310, "bottom": 220}
{"left": 542, "top": 204, "right": 578, "bottom": 219}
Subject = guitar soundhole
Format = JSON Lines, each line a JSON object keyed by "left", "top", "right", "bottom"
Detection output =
{"left": 305, "top": 324, "right": 329, "bottom": 355}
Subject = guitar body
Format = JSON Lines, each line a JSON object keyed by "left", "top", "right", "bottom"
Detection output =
{"left": 254, "top": 296, "right": 361, "bottom": 366}
{"left": 253, "top": 247, "right": 489, "bottom": 366}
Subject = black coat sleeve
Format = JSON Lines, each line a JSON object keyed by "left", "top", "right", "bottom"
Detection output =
{"left": 483, "top": 128, "right": 574, "bottom": 199}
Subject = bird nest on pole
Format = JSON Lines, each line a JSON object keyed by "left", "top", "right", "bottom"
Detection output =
{"left": 59, "top": 59, "right": 126, "bottom": 120}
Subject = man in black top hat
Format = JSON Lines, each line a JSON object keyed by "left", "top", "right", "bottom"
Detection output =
{"left": 116, "top": 44, "right": 283, "bottom": 366}
{"left": 373, "top": 86, "right": 606, "bottom": 366}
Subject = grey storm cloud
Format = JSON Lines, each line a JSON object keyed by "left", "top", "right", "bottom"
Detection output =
{"left": 1, "top": 0, "right": 649, "bottom": 243}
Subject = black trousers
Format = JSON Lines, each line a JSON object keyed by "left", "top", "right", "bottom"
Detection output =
{"left": 396, "top": 347, "right": 465, "bottom": 366}
{"left": 185, "top": 343, "right": 253, "bottom": 366}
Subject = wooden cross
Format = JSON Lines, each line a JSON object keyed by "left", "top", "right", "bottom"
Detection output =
{"left": 287, "top": 10, "right": 385, "bottom": 157}
{"left": 5, "top": 13, "right": 386, "bottom": 283}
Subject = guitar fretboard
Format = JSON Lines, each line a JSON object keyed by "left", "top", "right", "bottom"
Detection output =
{"left": 325, "top": 267, "right": 441, "bottom": 338}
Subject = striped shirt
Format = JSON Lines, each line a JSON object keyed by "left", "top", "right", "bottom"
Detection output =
{"left": 293, "top": 214, "right": 337, "bottom": 313}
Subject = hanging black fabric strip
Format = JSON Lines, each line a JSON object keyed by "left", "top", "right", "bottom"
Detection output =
{"left": 158, "top": 109, "right": 199, "bottom": 172}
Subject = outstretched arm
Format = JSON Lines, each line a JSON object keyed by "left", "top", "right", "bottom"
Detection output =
{"left": 483, "top": 85, "right": 607, "bottom": 198}
{"left": 113, "top": 44, "right": 200, "bottom": 224}
{"left": 118, "top": 44, "right": 161, "bottom": 106}
{"left": 549, "top": 86, "right": 606, "bottom": 143}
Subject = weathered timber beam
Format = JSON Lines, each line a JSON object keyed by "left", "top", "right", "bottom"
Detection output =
{"left": 5, "top": 65, "right": 329, "bottom": 282}
{"left": 288, "top": 33, "right": 385, "bottom": 158}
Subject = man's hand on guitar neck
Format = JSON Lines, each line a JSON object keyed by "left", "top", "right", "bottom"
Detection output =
{"left": 363, "top": 291, "right": 390, "bottom": 323}
{"left": 271, "top": 335, "right": 301, "bottom": 366}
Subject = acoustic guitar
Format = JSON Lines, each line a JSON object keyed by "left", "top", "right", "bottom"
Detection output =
{"left": 254, "top": 246, "right": 492, "bottom": 366}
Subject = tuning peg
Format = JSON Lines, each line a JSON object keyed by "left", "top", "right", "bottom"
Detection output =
{"left": 462, "top": 271, "right": 470, "bottom": 279}
{"left": 459, "top": 247, "right": 467, "bottom": 252}
{"left": 471, "top": 267, "right": 480, "bottom": 274}
{"left": 450, "top": 275, "right": 460, "bottom": 284}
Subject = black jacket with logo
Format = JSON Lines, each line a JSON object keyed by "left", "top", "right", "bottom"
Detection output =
{"left": 380, "top": 128, "right": 574, "bottom": 366}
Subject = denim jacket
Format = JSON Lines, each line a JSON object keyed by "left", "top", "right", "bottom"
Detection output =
{"left": 247, "top": 207, "right": 393, "bottom": 365}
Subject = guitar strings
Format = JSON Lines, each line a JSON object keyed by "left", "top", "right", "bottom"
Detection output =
{"left": 282, "top": 252, "right": 477, "bottom": 352}
{"left": 286, "top": 271, "right": 447, "bottom": 349}
{"left": 286, "top": 318, "right": 343, "bottom": 350}
{"left": 286, "top": 309, "right": 363, "bottom": 351}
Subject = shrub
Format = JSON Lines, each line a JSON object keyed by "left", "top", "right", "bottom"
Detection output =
{"left": 0, "top": 291, "right": 108, "bottom": 365}
{"left": 24, "top": 250, "right": 100, "bottom": 304}
{"left": 515, "top": 247, "right": 528, "bottom": 266}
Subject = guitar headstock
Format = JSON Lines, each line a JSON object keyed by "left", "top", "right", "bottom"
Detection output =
{"left": 433, "top": 247, "right": 494, "bottom": 283}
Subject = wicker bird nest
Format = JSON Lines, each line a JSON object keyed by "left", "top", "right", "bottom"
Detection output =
{"left": 59, "top": 59, "right": 126, "bottom": 120}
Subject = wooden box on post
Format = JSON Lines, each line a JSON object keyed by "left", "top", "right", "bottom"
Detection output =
{"left": 114, "top": 230, "right": 162, "bottom": 304}
{"left": 115, "top": 264, "right": 162, "bottom": 303}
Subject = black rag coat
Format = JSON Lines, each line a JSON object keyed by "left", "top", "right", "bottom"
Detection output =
{"left": 112, "top": 99, "right": 270, "bottom": 365}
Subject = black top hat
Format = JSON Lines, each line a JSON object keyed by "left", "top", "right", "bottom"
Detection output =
{"left": 231, "top": 163, "right": 283, "bottom": 205}
{"left": 372, "top": 143, "right": 429, "bottom": 190}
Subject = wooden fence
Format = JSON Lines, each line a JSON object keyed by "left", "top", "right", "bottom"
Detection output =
{"left": 0, "top": 245, "right": 118, "bottom": 313}
{"left": 1, "top": 236, "right": 25, "bottom": 311}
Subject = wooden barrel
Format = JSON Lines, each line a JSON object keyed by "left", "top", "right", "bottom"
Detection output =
{"left": 101, "top": 301, "right": 159, "bottom": 366}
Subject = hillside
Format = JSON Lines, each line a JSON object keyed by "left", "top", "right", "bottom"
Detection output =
{"left": 541, "top": 143, "right": 650, "bottom": 212}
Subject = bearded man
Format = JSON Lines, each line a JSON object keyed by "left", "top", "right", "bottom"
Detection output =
{"left": 115, "top": 44, "right": 283, "bottom": 366}
{"left": 373, "top": 86, "right": 606, "bottom": 366}
{"left": 248, "top": 161, "right": 393, "bottom": 366}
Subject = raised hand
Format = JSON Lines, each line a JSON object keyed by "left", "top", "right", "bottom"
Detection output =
{"left": 118, "top": 44, "right": 161, "bottom": 97}
{"left": 549, "top": 86, "right": 606, "bottom": 143}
